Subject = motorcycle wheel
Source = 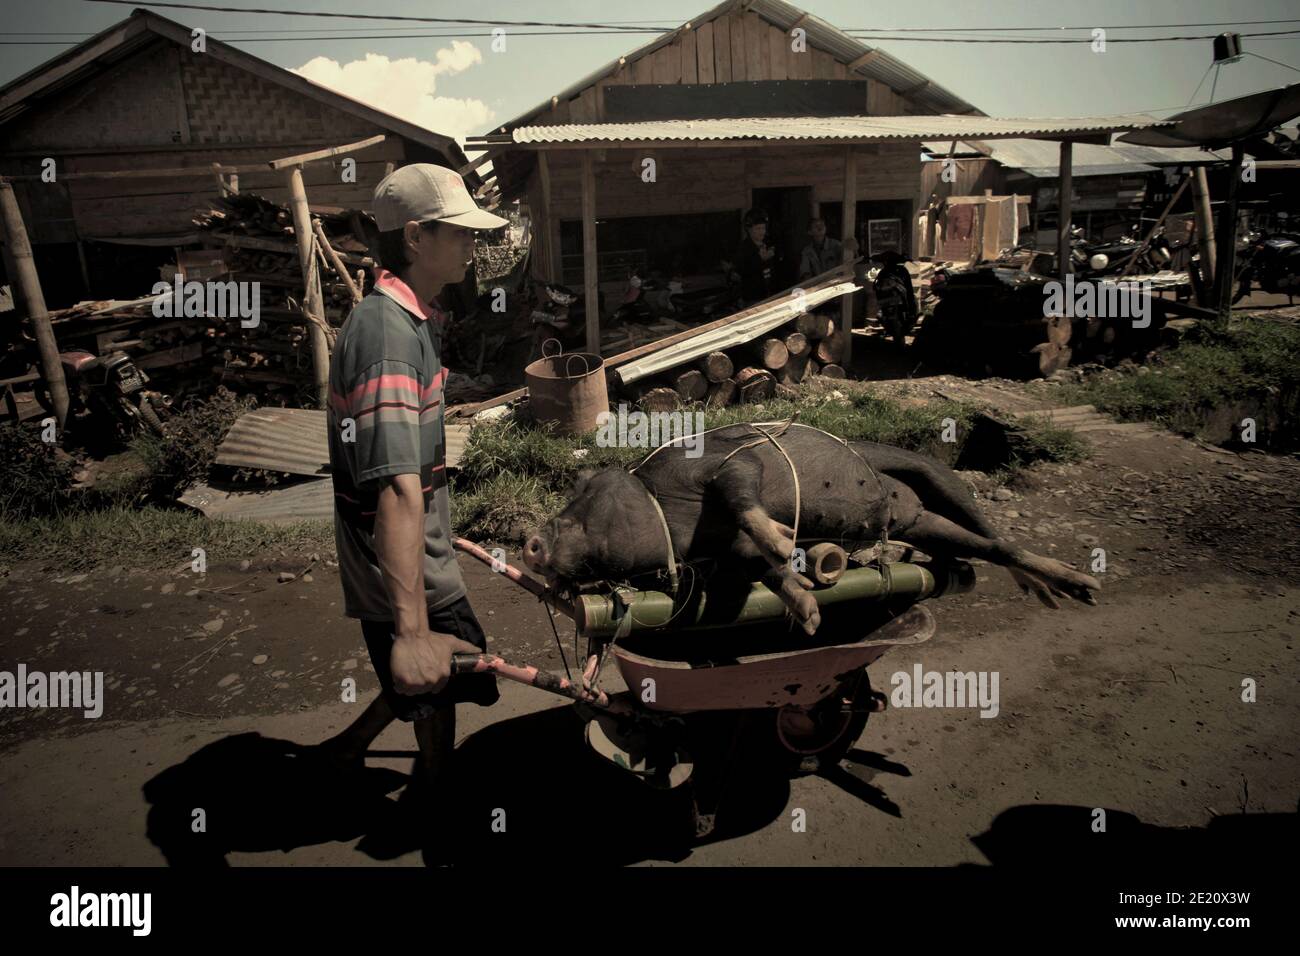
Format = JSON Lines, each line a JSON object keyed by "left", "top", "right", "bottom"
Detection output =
{"left": 767, "top": 669, "right": 878, "bottom": 775}
{"left": 137, "top": 396, "right": 166, "bottom": 436}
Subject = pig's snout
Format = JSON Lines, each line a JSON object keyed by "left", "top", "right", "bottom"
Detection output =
{"left": 523, "top": 533, "right": 550, "bottom": 574}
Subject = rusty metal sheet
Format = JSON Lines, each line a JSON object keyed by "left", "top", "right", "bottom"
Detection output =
{"left": 180, "top": 478, "right": 333, "bottom": 524}
{"left": 215, "top": 407, "right": 330, "bottom": 476}
{"left": 214, "top": 407, "right": 471, "bottom": 477}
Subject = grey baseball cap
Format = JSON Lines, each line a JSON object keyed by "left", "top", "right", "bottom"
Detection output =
{"left": 372, "top": 163, "right": 507, "bottom": 232}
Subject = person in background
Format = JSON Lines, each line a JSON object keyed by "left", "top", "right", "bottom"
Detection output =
{"left": 732, "top": 208, "right": 779, "bottom": 306}
{"left": 799, "top": 217, "right": 844, "bottom": 280}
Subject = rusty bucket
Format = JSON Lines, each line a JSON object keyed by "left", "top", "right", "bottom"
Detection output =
{"left": 524, "top": 339, "right": 608, "bottom": 435}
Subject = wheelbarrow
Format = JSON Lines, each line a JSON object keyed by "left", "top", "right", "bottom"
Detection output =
{"left": 450, "top": 537, "right": 976, "bottom": 840}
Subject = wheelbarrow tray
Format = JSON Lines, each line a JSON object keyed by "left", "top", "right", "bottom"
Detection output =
{"left": 612, "top": 603, "right": 935, "bottom": 713}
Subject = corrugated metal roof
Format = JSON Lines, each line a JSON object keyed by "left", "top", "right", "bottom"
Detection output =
{"left": 510, "top": 114, "right": 1170, "bottom": 146}
{"left": 922, "top": 138, "right": 1218, "bottom": 178}
{"left": 495, "top": 0, "right": 981, "bottom": 133}
{"left": 616, "top": 280, "right": 859, "bottom": 386}
{"left": 213, "top": 406, "right": 471, "bottom": 476}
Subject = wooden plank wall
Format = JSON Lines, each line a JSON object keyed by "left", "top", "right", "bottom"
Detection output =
{"left": 539, "top": 143, "right": 919, "bottom": 220}
{"left": 535, "top": 9, "right": 922, "bottom": 126}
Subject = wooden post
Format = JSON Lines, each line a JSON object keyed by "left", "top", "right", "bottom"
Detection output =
{"left": 1191, "top": 165, "right": 1217, "bottom": 303}
{"left": 537, "top": 152, "right": 561, "bottom": 282}
{"left": 581, "top": 150, "right": 601, "bottom": 356}
{"left": 1057, "top": 141, "right": 1073, "bottom": 283}
{"left": 840, "top": 146, "right": 856, "bottom": 368}
{"left": 1214, "top": 144, "right": 1245, "bottom": 317}
{"left": 0, "top": 180, "right": 69, "bottom": 427}
{"left": 286, "top": 166, "right": 330, "bottom": 408}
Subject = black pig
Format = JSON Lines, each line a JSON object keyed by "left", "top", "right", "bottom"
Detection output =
{"left": 522, "top": 423, "right": 1099, "bottom": 634}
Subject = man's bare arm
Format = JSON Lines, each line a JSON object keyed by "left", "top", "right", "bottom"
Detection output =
{"left": 374, "top": 473, "right": 479, "bottom": 694}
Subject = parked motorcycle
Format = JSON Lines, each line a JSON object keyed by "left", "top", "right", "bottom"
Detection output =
{"left": 1069, "top": 225, "right": 1174, "bottom": 278}
{"left": 869, "top": 251, "right": 918, "bottom": 348}
{"left": 34, "top": 349, "right": 170, "bottom": 438}
{"left": 1233, "top": 231, "right": 1300, "bottom": 303}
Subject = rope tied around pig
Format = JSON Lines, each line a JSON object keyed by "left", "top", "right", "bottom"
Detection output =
{"left": 626, "top": 419, "right": 898, "bottom": 612}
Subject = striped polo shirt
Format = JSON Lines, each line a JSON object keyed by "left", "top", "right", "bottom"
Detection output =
{"left": 327, "top": 269, "right": 465, "bottom": 621}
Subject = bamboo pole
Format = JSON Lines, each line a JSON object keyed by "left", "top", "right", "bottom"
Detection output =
{"left": 1118, "top": 174, "right": 1189, "bottom": 278}
{"left": 1191, "top": 166, "right": 1217, "bottom": 303}
{"left": 312, "top": 218, "right": 361, "bottom": 309}
{"left": 286, "top": 166, "right": 330, "bottom": 407}
{"left": 0, "top": 181, "right": 69, "bottom": 427}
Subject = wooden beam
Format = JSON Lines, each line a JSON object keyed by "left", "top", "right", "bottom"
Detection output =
{"left": 286, "top": 167, "right": 330, "bottom": 408}
{"left": 846, "top": 50, "right": 883, "bottom": 72}
{"left": 456, "top": 147, "right": 507, "bottom": 177}
{"left": 268, "top": 134, "right": 387, "bottom": 171}
{"left": 0, "top": 181, "right": 69, "bottom": 426}
{"left": 581, "top": 150, "right": 601, "bottom": 356}
{"left": 537, "top": 152, "right": 560, "bottom": 282}
{"left": 840, "top": 146, "right": 857, "bottom": 368}
{"left": 1057, "top": 141, "right": 1073, "bottom": 283}
{"left": 1214, "top": 144, "right": 1245, "bottom": 317}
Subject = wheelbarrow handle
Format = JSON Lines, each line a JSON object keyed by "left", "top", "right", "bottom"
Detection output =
{"left": 451, "top": 652, "right": 483, "bottom": 675}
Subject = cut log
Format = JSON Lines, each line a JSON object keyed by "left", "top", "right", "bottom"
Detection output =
{"left": 698, "top": 350, "right": 734, "bottom": 383}
{"left": 706, "top": 377, "right": 737, "bottom": 408}
{"left": 778, "top": 350, "right": 811, "bottom": 386}
{"left": 796, "top": 311, "right": 834, "bottom": 339}
{"left": 819, "top": 363, "right": 846, "bottom": 379}
{"left": 673, "top": 368, "right": 708, "bottom": 402}
{"left": 815, "top": 329, "right": 845, "bottom": 365}
{"left": 783, "top": 331, "right": 809, "bottom": 357}
{"left": 753, "top": 337, "right": 789, "bottom": 370}
{"left": 637, "top": 386, "right": 680, "bottom": 413}
{"left": 734, "top": 366, "right": 775, "bottom": 403}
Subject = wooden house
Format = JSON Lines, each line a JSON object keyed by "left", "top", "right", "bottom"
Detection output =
{"left": 0, "top": 8, "right": 471, "bottom": 305}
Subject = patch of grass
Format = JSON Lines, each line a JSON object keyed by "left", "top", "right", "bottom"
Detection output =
{"left": 1058, "top": 319, "right": 1300, "bottom": 439}
{"left": 0, "top": 505, "right": 334, "bottom": 573}
{"left": 451, "top": 472, "right": 567, "bottom": 544}
{"left": 0, "top": 422, "right": 77, "bottom": 521}
{"left": 1013, "top": 415, "right": 1090, "bottom": 465}
{"left": 123, "top": 387, "right": 257, "bottom": 503}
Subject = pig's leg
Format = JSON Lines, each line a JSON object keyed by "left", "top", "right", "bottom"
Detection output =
{"left": 710, "top": 456, "right": 820, "bottom": 632}
{"left": 861, "top": 442, "right": 1078, "bottom": 603}
{"left": 710, "top": 455, "right": 801, "bottom": 570}
{"left": 897, "top": 509, "right": 1100, "bottom": 608}
{"left": 762, "top": 566, "right": 821, "bottom": 636}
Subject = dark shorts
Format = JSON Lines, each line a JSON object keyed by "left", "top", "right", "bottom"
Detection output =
{"left": 360, "top": 596, "right": 500, "bottom": 721}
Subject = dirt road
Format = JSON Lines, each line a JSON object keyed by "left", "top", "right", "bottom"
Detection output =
{"left": 2, "top": 420, "right": 1296, "bottom": 866}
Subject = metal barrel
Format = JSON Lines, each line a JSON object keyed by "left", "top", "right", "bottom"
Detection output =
{"left": 575, "top": 560, "right": 974, "bottom": 639}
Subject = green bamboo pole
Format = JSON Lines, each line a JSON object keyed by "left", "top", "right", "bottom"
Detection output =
{"left": 576, "top": 561, "right": 972, "bottom": 638}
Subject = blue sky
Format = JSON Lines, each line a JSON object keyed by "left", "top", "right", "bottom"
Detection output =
{"left": 3, "top": 0, "right": 1298, "bottom": 141}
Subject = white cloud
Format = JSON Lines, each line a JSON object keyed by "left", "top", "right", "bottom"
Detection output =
{"left": 294, "top": 43, "right": 494, "bottom": 141}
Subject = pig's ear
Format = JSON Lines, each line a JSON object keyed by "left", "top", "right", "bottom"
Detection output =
{"left": 567, "top": 467, "right": 597, "bottom": 500}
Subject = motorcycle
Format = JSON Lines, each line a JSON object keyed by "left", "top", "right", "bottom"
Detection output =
{"left": 34, "top": 349, "right": 170, "bottom": 439}
{"left": 869, "top": 252, "right": 919, "bottom": 348}
{"left": 1233, "top": 231, "right": 1300, "bottom": 303}
{"left": 1068, "top": 225, "right": 1174, "bottom": 278}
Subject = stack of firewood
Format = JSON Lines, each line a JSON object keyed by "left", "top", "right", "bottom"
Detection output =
{"left": 625, "top": 308, "right": 848, "bottom": 412}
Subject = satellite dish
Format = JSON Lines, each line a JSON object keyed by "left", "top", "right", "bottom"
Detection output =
{"left": 1118, "top": 82, "right": 1300, "bottom": 148}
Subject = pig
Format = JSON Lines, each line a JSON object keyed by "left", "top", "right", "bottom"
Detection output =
{"left": 522, "top": 423, "right": 1100, "bottom": 635}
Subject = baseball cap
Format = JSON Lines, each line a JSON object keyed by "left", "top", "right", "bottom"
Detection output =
{"left": 372, "top": 163, "right": 508, "bottom": 232}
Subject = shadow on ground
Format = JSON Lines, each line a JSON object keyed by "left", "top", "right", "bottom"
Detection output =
{"left": 967, "top": 803, "right": 1300, "bottom": 868}
{"left": 145, "top": 706, "right": 911, "bottom": 866}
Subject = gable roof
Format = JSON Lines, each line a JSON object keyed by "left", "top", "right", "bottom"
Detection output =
{"left": 0, "top": 7, "right": 469, "bottom": 168}
{"left": 496, "top": 0, "right": 981, "bottom": 133}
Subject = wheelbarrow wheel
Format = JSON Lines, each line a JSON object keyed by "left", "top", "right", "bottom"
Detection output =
{"left": 769, "top": 670, "right": 879, "bottom": 775}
